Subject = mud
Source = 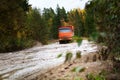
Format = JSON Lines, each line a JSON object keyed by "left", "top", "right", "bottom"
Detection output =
{"left": 0, "top": 40, "right": 98, "bottom": 80}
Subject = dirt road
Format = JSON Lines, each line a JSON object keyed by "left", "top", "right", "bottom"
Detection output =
{"left": 0, "top": 40, "right": 98, "bottom": 80}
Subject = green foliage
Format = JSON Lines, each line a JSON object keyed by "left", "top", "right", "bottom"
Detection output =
{"left": 42, "top": 8, "right": 55, "bottom": 39}
{"left": 73, "top": 36, "right": 83, "bottom": 46}
{"left": 76, "top": 51, "right": 81, "bottom": 58}
{"left": 72, "top": 66, "right": 86, "bottom": 73}
{"left": 86, "top": 73, "right": 105, "bottom": 80}
{"left": 0, "top": 37, "right": 34, "bottom": 52}
{"left": 2, "top": 0, "right": 119, "bottom": 54}
{"left": 85, "top": 6, "right": 97, "bottom": 37}
{"left": 85, "top": 0, "right": 120, "bottom": 55}
{"left": 68, "top": 9, "right": 86, "bottom": 37}
{"left": 77, "top": 38, "right": 83, "bottom": 47}
{"left": 75, "top": 77, "right": 83, "bottom": 80}
{"left": 65, "top": 52, "right": 73, "bottom": 62}
{"left": 20, "top": 0, "right": 29, "bottom": 12}
{"left": 0, "top": 0, "right": 31, "bottom": 52}
{"left": 0, "top": 3, "right": 69, "bottom": 52}
{"left": 89, "top": 32, "right": 99, "bottom": 42}
{"left": 26, "top": 8, "right": 49, "bottom": 44}
{"left": 57, "top": 53, "right": 62, "bottom": 58}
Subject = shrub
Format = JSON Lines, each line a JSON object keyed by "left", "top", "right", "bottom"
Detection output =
{"left": 57, "top": 53, "right": 62, "bottom": 58}
{"left": 65, "top": 52, "right": 73, "bottom": 62}
{"left": 86, "top": 73, "right": 105, "bottom": 80}
{"left": 76, "top": 51, "right": 81, "bottom": 59}
{"left": 72, "top": 66, "right": 86, "bottom": 73}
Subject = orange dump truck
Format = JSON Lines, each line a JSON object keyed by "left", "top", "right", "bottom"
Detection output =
{"left": 58, "top": 26, "right": 74, "bottom": 44}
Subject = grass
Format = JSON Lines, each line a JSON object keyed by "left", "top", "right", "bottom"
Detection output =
{"left": 86, "top": 73, "right": 105, "bottom": 80}
{"left": 71, "top": 66, "right": 86, "bottom": 73}
{"left": 76, "top": 51, "right": 81, "bottom": 59}
{"left": 57, "top": 53, "right": 62, "bottom": 58}
{"left": 74, "top": 77, "right": 83, "bottom": 80}
{"left": 65, "top": 52, "right": 73, "bottom": 62}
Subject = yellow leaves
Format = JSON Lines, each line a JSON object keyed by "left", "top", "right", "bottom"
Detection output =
{"left": 70, "top": 8, "right": 85, "bottom": 14}
{"left": 17, "top": 31, "right": 26, "bottom": 39}
{"left": 60, "top": 19, "right": 69, "bottom": 26}
{"left": 81, "top": 9, "right": 85, "bottom": 13}
{"left": 17, "top": 31, "right": 21, "bottom": 39}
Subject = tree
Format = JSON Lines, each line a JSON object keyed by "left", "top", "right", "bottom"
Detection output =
{"left": 51, "top": 5, "right": 68, "bottom": 39}
{"left": 42, "top": 8, "right": 55, "bottom": 39}
{"left": 0, "top": 0, "right": 29, "bottom": 52}
{"left": 85, "top": 0, "right": 120, "bottom": 55}
{"left": 85, "top": 3, "right": 97, "bottom": 37}
{"left": 68, "top": 9, "right": 85, "bottom": 37}
{"left": 27, "top": 8, "right": 48, "bottom": 44}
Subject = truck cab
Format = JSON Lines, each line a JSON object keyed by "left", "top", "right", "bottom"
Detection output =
{"left": 58, "top": 26, "right": 74, "bottom": 44}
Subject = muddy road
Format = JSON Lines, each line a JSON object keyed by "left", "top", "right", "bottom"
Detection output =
{"left": 0, "top": 40, "right": 98, "bottom": 80}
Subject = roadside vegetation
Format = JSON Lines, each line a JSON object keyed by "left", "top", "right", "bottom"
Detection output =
{"left": 0, "top": 0, "right": 119, "bottom": 56}
{"left": 0, "top": 0, "right": 99, "bottom": 53}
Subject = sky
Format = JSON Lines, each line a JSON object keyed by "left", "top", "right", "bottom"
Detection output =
{"left": 28, "top": 0, "right": 89, "bottom": 12}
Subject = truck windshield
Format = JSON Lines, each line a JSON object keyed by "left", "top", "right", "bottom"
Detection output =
{"left": 59, "top": 28, "right": 71, "bottom": 32}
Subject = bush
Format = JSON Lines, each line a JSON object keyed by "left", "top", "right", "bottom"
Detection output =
{"left": 86, "top": 73, "right": 105, "bottom": 80}
{"left": 57, "top": 53, "right": 62, "bottom": 58}
{"left": 72, "top": 66, "right": 86, "bottom": 73}
{"left": 76, "top": 50, "right": 81, "bottom": 59}
{"left": 0, "top": 37, "right": 34, "bottom": 53}
{"left": 65, "top": 52, "right": 73, "bottom": 62}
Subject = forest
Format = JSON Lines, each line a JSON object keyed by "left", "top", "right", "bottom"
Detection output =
{"left": 0, "top": 0, "right": 119, "bottom": 57}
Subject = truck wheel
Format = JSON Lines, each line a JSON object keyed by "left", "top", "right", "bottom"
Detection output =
{"left": 59, "top": 40, "right": 63, "bottom": 44}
